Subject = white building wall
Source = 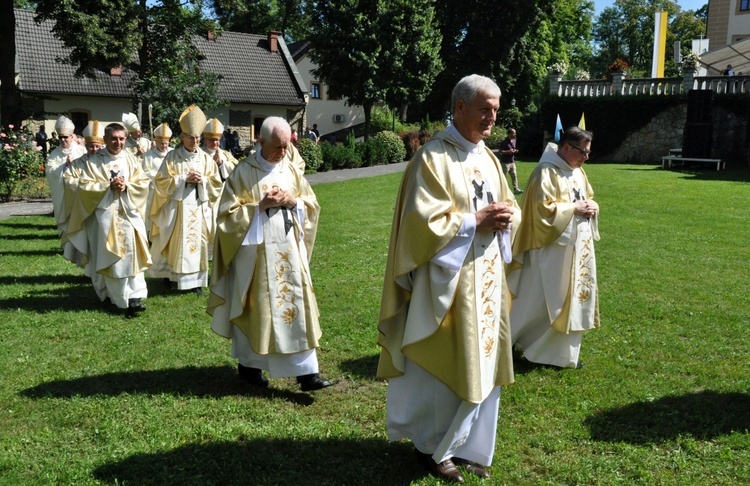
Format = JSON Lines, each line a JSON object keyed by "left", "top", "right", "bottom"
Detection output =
{"left": 40, "top": 95, "right": 132, "bottom": 134}
{"left": 728, "top": 0, "right": 750, "bottom": 43}
{"left": 296, "top": 55, "right": 365, "bottom": 139}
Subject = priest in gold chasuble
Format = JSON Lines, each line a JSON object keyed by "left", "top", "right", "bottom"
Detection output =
{"left": 63, "top": 123, "right": 151, "bottom": 316}
{"left": 148, "top": 106, "right": 223, "bottom": 293}
{"left": 508, "top": 126, "right": 600, "bottom": 369}
{"left": 208, "top": 116, "right": 332, "bottom": 392}
{"left": 377, "top": 75, "right": 520, "bottom": 482}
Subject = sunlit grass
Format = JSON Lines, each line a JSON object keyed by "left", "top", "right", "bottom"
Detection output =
{"left": 1, "top": 162, "right": 749, "bottom": 484}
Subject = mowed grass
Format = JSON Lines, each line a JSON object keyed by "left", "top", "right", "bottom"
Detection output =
{"left": 0, "top": 161, "right": 749, "bottom": 485}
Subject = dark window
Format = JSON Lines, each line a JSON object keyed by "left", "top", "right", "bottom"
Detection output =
{"left": 742, "top": 0, "right": 749, "bottom": 10}
{"left": 70, "top": 111, "right": 89, "bottom": 135}
{"left": 311, "top": 83, "right": 321, "bottom": 99}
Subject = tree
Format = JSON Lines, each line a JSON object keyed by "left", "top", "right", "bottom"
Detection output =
{"left": 307, "top": 0, "right": 442, "bottom": 139}
{"left": 417, "top": 0, "right": 559, "bottom": 120}
{"left": 378, "top": 0, "right": 443, "bottom": 121}
{"left": 0, "top": 0, "right": 23, "bottom": 128}
{"left": 209, "top": 0, "right": 310, "bottom": 40}
{"left": 591, "top": 0, "right": 703, "bottom": 78}
{"left": 33, "top": 0, "right": 225, "bottom": 131}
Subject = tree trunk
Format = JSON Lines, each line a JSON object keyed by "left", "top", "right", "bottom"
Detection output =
{"left": 363, "top": 101, "right": 372, "bottom": 141}
{"left": 0, "top": 2, "right": 23, "bottom": 128}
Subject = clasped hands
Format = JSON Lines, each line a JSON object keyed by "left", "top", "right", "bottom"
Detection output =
{"left": 574, "top": 200, "right": 598, "bottom": 219}
{"left": 259, "top": 187, "right": 296, "bottom": 211}
{"left": 186, "top": 169, "right": 203, "bottom": 184}
{"left": 476, "top": 201, "right": 514, "bottom": 232}
{"left": 110, "top": 175, "right": 127, "bottom": 192}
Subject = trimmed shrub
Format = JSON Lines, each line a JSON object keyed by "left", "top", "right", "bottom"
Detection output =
{"left": 484, "top": 126, "right": 507, "bottom": 151}
{"left": 297, "top": 138, "right": 322, "bottom": 173}
{"left": 329, "top": 143, "right": 362, "bottom": 170}
{"left": 318, "top": 141, "right": 334, "bottom": 172}
{"left": 367, "top": 130, "right": 406, "bottom": 166}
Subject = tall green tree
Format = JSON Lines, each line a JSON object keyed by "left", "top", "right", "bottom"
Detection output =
{"left": 1, "top": 0, "right": 23, "bottom": 128}
{"left": 33, "top": 0, "right": 224, "bottom": 131}
{"left": 418, "top": 0, "right": 559, "bottom": 121}
{"left": 592, "top": 0, "right": 705, "bottom": 78}
{"left": 210, "top": 0, "right": 309, "bottom": 40}
{"left": 307, "top": 0, "right": 442, "bottom": 139}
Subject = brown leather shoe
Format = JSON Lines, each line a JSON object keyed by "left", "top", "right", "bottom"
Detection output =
{"left": 415, "top": 449, "right": 464, "bottom": 483}
{"left": 453, "top": 457, "right": 490, "bottom": 479}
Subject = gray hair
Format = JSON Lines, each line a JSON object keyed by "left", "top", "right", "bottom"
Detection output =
{"left": 451, "top": 75, "right": 501, "bottom": 114}
{"left": 259, "top": 116, "right": 291, "bottom": 141}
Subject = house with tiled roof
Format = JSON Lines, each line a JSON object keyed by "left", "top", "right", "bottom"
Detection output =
{"left": 14, "top": 8, "right": 307, "bottom": 147}
{"left": 288, "top": 40, "right": 365, "bottom": 142}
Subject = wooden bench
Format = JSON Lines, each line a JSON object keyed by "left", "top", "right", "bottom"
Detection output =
{"left": 661, "top": 155, "right": 724, "bottom": 171}
{"left": 669, "top": 148, "right": 682, "bottom": 156}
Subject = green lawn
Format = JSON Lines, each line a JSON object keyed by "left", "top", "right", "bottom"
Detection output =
{"left": 1, "top": 162, "right": 749, "bottom": 485}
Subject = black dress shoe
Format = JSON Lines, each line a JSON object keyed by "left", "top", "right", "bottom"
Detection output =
{"left": 126, "top": 298, "right": 146, "bottom": 317}
{"left": 414, "top": 449, "right": 464, "bottom": 483}
{"left": 237, "top": 364, "right": 269, "bottom": 387}
{"left": 576, "top": 362, "right": 585, "bottom": 369}
{"left": 192, "top": 287, "right": 205, "bottom": 296}
{"left": 453, "top": 457, "right": 490, "bottom": 479}
{"left": 296, "top": 373, "right": 333, "bottom": 392}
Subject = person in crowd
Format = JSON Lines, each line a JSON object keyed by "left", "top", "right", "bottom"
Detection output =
{"left": 46, "top": 116, "right": 86, "bottom": 234}
{"left": 721, "top": 64, "right": 734, "bottom": 76}
{"left": 141, "top": 123, "right": 173, "bottom": 235}
{"left": 60, "top": 120, "right": 105, "bottom": 268}
{"left": 302, "top": 126, "right": 318, "bottom": 144}
{"left": 499, "top": 128, "right": 523, "bottom": 194}
{"left": 62, "top": 122, "right": 151, "bottom": 317}
{"left": 508, "top": 126, "right": 600, "bottom": 369}
{"left": 290, "top": 127, "right": 298, "bottom": 144}
{"left": 207, "top": 116, "right": 333, "bottom": 393}
{"left": 35, "top": 124, "right": 48, "bottom": 160}
{"left": 122, "top": 112, "right": 151, "bottom": 157}
{"left": 311, "top": 124, "right": 320, "bottom": 139}
{"left": 148, "top": 105, "right": 223, "bottom": 295}
{"left": 377, "top": 74, "right": 520, "bottom": 483}
{"left": 202, "top": 118, "right": 238, "bottom": 182}
{"left": 49, "top": 131, "right": 60, "bottom": 150}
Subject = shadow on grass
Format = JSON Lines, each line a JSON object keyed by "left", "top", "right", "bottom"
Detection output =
{"left": 2, "top": 232, "right": 58, "bottom": 240}
{"left": 93, "top": 438, "right": 422, "bottom": 486}
{"left": 0, "top": 249, "right": 61, "bottom": 257}
{"left": 20, "top": 365, "right": 317, "bottom": 405}
{"left": 339, "top": 353, "right": 379, "bottom": 380}
{"left": 0, "top": 274, "right": 89, "bottom": 286}
{"left": 0, "top": 278, "right": 117, "bottom": 313}
{"left": 585, "top": 390, "right": 750, "bottom": 443}
{"left": 0, "top": 220, "right": 55, "bottom": 230}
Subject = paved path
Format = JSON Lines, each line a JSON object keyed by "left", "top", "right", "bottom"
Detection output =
{"left": 0, "top": 162, "right": 408, "bottom": 221}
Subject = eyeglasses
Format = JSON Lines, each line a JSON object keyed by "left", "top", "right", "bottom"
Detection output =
{"left": 59, "top": 136, "right": 70, "bottom": 140}
{"left": 569, "top": 144, "right": 591, "bottom": 156}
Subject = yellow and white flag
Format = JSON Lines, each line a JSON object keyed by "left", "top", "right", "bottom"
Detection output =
{"left": 652, "top": 11, "right": 668, "bottom": 78}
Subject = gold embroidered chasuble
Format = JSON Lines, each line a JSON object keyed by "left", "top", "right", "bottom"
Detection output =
{"left": 207, "top": 155, "right": 322, "bottom": 355}
{"left": 149, "top": 147, "right": 223, "bottom": 275}
{"left": 62, "top": 149, "right": 151, "bottom": 277}
{"left": 47, "top": 144, "right": 86, "bottom": 231}
{"left": 377, "top": 130, "right": 519, "bottom": 404}
{"left": 201, "top": 146, "right": 238, "bottom": 180}
{"left": 509, "top": 143, "right": 600, "bottom": 334}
